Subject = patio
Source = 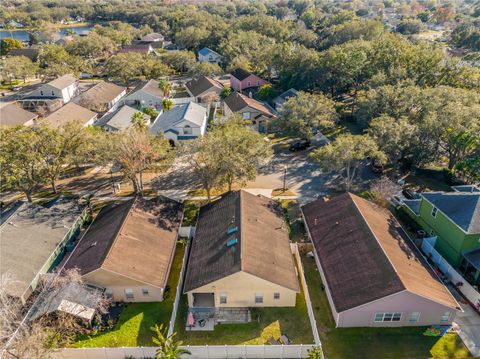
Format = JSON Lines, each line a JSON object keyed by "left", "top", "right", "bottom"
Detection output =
{"left": 185, "top": 307, "right": 251, "bottom": 331}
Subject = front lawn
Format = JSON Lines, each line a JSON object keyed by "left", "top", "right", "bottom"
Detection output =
{"left": 301, "top": 254, "right": 472, "bottom": 359}
{"left": 74, "top": 245, "right": 185, "bottom": 347}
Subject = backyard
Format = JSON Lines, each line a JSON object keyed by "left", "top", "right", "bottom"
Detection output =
{"left": 73, "top": 244, "right": 185, "bottom": 348}
{"left": 174, "top": 258, "right": 314, "bottom": 345}
{"left": 300, "top": 254, "right": 472, "bottom": 359}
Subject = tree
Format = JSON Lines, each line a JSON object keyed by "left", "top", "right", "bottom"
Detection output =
{"left": 310, "top": 134, "right": 386, "bottom": 191}
{"left": 396, "top": 19, "right": 424, "bottom": 35}
{"left": 151, "top": 324, "right": 190, "bottom": 359}
{"left": 143, "top": 107, "right": 159, "bottom": 122}
{"left": 38, "top": 44, "right": 87, "bottom": 77}
{"left": 0, "top": 56, "right": 38, "bottom": 84}
{"left": 65, "top": 33, "right": 116, "bottom": 59}
{"left": 131, "top": 111, "right": 148, "bottom": 130}
{"left": 277, "top": 92, "right": 338, "bottom": 139}
{"left": 0, "top": 38, "right": 23, "bottom": 56}
{"left": 370, "top": 176, "right": 401, "bottom": 207}
{"left": 158, "top": 79, "right": 172, "bottom": 98}
{"left": 162, "top": 99, "right": 174, "bottom": 112}
{"left": 220, "top": 86, "right": 231, "bottom": 99}
{"left": 191, "top": 62, "right": 223, "bottom": 77}
{"left": 202, "top": 92, "right": 219, "bottom": 110}
{"left": 175, "top": 26, "right": 210, "bottom": 51}
{"left": 0, "top": 126, "right": 47, "bottom": 201}
{"left": 257, "top": 84, "right": 276, "bottom": 101}
{"left": 161, "top": 51, "right": 196, "bottom": 73}
{"left": 104, "top": 52, "right": 144, "bottom": 87}
{"left": 307, "top": 346, "right": 323, "bottom": 359}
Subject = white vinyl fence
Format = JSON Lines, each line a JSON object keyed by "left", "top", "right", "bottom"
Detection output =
{"left": 422, "top": 237, "right": 480, "bottom": 307}
{"left": 52, "top": 344, "right": 315, "bottom": 359}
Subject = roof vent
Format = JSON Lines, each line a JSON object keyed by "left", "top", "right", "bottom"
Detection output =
{"left": 90, "top": 241, "right": 98, "bottom": 247}
{"left": 227, "top": 226, "right": 238, "bottom": 234}
{"left": 227, "top": 238, "right": 238, "bottom": 247}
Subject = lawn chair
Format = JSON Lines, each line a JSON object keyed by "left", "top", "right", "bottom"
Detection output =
{"left": 280, "top": 334, "right": 292, "bottom": 345}
{"left": 268, "top": 336, "right": 281, "bottom": 345}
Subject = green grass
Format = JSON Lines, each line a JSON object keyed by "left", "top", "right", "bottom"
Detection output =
{"left": 301, "top": 254, "right": 472, "bottom": 359}
{"left": 174, "top": 259, "right": 313, "bottom": 345}
{"left": 182, "top": 200, "right": 201, "bottom": 226}
{"left": 74, "top": 245, "right": 185, "bottom": 348}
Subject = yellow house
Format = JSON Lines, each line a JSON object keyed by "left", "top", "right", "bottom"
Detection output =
{"left": 183, "top": 190, "right": 299, "bottom": 310}
{"left": 64, "top": 197, "right": 183, "bottom": 302}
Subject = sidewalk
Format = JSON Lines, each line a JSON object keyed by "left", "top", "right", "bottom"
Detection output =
{"left": 453, "top": 301, "right": 480, "bottom": 357}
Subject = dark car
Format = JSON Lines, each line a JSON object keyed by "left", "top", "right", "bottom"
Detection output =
{"left": 289, "top": 139, "right": 311, "bottom": 152}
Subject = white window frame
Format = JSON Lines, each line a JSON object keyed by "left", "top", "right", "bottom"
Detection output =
{"left": 125, "top": 288, "right": 134, "bottom": 299}
{"left": 431, "top": 206, "right": 438, "bottom": 218}
{"left": 247, "top": 81, "right": 251, "bottom": 87}
{"left": 40, "top": 90, "right": 44, "bottom": 96}
{"left": 142, "top": 288, "right": 149, "bottom": 296}
{"left": 105, "top": 289, "right": 113, "bottom": 299}
{"left": 374, "top": 312, "right": 402, "bottom": 322}
{"left": 274, "top": 292, "right": 280, "bottom": 300}
{"left": 183, "top": 125, "right": 192, "bottom": 135}
{"left": 256, "top": 80, "right": 260, "bottom": 85}
{"left": 441, "top": 311, "right": 451, "bottom": 322}
{"left": 242, "top": 112, "right": 251, "bottom": 120}
{"left": 255, "top": 293, "right": 263, "bottom": 304}
{"left": 409, "top": 312, "right": 421, "bottom": 323}
{"left": 220, "top": 292, "right": 227, "bottom": 304}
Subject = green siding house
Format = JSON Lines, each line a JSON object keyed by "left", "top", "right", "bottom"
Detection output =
{"left": 403, "top": 185, "right": 480, "bottom": 287}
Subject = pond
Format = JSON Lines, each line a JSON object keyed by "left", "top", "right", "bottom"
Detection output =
{"left": 0, "top": 25, "right": 93, "bottom": 42}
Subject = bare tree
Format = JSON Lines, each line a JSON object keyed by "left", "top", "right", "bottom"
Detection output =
{"left": 370, "top": 176, "right": 401, "bottom": 207}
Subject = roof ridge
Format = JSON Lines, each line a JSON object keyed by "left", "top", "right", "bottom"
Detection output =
{"left": 239, "top": 190, "right": 244, "bottom": 271}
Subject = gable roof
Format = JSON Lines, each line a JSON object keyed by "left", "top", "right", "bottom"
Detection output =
{"left": 64, "top": 197, "right": 183, "bottom": 289}
{"left": 184, "top": 190, "right": 299, "bottom": 293}
{"left": 224, "top": 92, "right": 275, "bottom": 117}
{"left": 140, "top": 79, "right": 164, "bottom": 98}
{"left": 102, "top": 105, "right": 149, "bottom": 131}
{"left": 75, "top": 81, "right": 126, "bottom": 111}
{"left": 230, "top": 68, "right": 253, "bottom": 81}
{"left": 141, "top": 33, "right": 164, "bottom": 42}
{"left": 185, "top": 76, "right": 223, "bottom": 97}
{"left": 302, "top": 193, "right": 459, "bottom": 312}
{"left": 422, "top": 192, "right": 480, "bottom": 234}
{"left": 150, "top": 102, "right": 206, "bottom": 135}
{"left": 9, "top": 48, "right": 39, "bottom": 61}
{"left": 0, "top": 104, "right": 38, "bottom": 126}
{"left": 198, "top": 47, "right": 222, "bottom": 57}
{"left": 0, "top": 199, "right": 83, "bottom": 298}
{"left": 274, "top": 88, "right": 298, "bottom": 104}
{"left": 42, "top": 102, "right": 97, "bottom": 128}
{"left": 47, "top": 74, "right": 77, "bottom": 90}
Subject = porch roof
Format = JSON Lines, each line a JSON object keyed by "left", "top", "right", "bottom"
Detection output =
{"left": 463, "top": 248, "right": 480, "bottom": 272}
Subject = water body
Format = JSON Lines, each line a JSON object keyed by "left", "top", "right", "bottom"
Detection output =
{"left": 0, "top": 25, "right": 93, "bottom": 42}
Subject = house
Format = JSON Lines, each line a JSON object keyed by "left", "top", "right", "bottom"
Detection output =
{"left": 124, "top": 79, "right": 164, "bottom": 110}
{"left": 184, "top": 190, "right": 299, "bottom": 311}
{"left": 402, "top": 187, "right": 480, "bottom": 286}
{"left": 223, "top": 92, "right": 276, "bottom": 133}
{"left": 8, "top": 48, "right": 39, "bottom": 62}
{"left": 99, "top": 105, "right": 152, "bottom": 132}
{"left": 150, "top": 102, "right": 207, "bottom": 146}
{"left": 141, "top": 32, "right": 164, "bottom": 43}
{"left": 198, "top": 47, "right": 223, "bottom": 65}
{"left": 42, "top": 102, "right": 97, "bottom": 128}
{"left": 229, "top": 68, "right": 268, "bottom": 92}
{"left": 301, "top": 193, "right": 460, "bottom": 327}
{"left": 0, "top": 103, "right": 38, "bottom": 127}
{"left": 185, "top": 76, "right": 223, "bottom": 103}
{"left": 118, "top": 44, "right": 153, "bottom": 55}
{"left": 73, "top": 81, "right": 126, "bottom": 114}
{"left": 63, "top": 197, "right": 183, "bottom": 302}
{"left": 30, "top": 74, "right": 79, "bottom": 104}
{"left": 0, "top": 199, "right": 86, "bottom": 304}
{"left": 273, "top": 88, "right": 298, "bottom": 110}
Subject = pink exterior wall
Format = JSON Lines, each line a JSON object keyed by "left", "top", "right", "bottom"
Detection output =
{"left": 337, "top": 291, "right": 458, "bottom": 327}
{"left": 230, "top": 74, "right": 268, "bottom": 91}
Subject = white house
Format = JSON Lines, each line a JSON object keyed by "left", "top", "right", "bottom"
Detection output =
{"left": 124, "top": 80, "right": 164, "bottom": 110}
{"left": 198, "top": 47, "right": 223, "bottom": 65}
{"left": 150, "top": 102, "right": 207, "bottom": 146}
{"left": 100, "top": 105, "right": 153, "bottom": 132}
{"left": 30, "top": 74, "right": 79, "bottom": 104}
{"left": 73, "top": 81, "right": 126, "bottom": 114}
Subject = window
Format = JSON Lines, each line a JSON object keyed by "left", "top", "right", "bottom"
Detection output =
{"left": 255, "top": 293, "right": 263, "bottom": 304}
{"left": 125, "top": 289, "right": 134, "bottom": 299}
{"left": 410, "top": 312, "right": 421, "bottom": 323}
{"left": 105, "top": 290, "right": 113, "bottom": 299}
{"left": 183, "top": 125, "right": 192, "bottom": 135}
{"left": 431, "top": 206, "right": 438, "bottom": 218}
{"left": 256, "top": 80, "right": 260, "bottom": 85}
{"left": 40, "top": 90, "right": 44, "bottom": 96}
{"left": 242, "top": 112, "right": 251, "bottom": 120}
{"left": 274, "top": 292, "right": 280, "bottom": 300}
{"left": 374, "top": 312, "right": 402, "bottom": 322}
{"left": 247, "top": 81, "right": 252, "bottom": 87}
{"left": 142, "top": 288, "right": 149, "bottom": 296}
{"left": 220, "top": 293, "right": 227, "bottom": 304}
{"left": 441, "top": 311, "right": 451, "bottom": 322}
{"left": 51, "top": 91, "right": 55, "bottom": 96}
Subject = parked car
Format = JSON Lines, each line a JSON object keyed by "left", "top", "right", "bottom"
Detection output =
{"left": 12, "top": 86, "right": 22, "bottom": 91}
{"left": 289, "top": 139, "right": 311, "bottom": 151}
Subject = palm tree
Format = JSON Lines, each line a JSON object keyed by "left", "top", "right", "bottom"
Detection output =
{"left": 151, "top": 324, "right": 190, "bottom": 359}
{"left": 162, "top": 99, "right": 174, "bottom": 112}
{"left": 131, "top": 111, "right": 147, "bottom": 130}
{"left": 158, "top": 79, "right": 172, "bottom": 98}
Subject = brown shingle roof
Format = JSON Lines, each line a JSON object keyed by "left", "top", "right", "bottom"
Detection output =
{"left": 76, "top": 81, "right": 126, "bottom": 112}
{"left": 224, "top": 92, "right": 275, "bottom": 117}
{"left": 64, "top": 197, "right": 183, "bottom": 288}
{"left": 0, "top": 104, "right": 38, "bottom": 126}
{"left": 184, "top": 190, "right": 299, "bottom": 292}
{"left": 302, "top": 193, "right": 459, "bottom": 312}
{"left": 42, "top": 102, "right": 97, "bottom": 128}
{"left": 185, "top": 76, "right": 223, "bottom": 97}
{"left": 47, "top": 74, "right": 77, "bottom": 90}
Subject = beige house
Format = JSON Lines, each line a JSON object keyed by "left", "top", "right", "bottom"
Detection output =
{"left": 184, "top": 190, "right": 299, "bottom": 309}
{"left": 0, "top": 103, "right": 38, "bottom": 127}
{"left": 185, "top": 76, "right": 223, "bottom": 103}
{"left": 64, "top": 197, "right": 183, "bottom": 302}
{"left": 41, "top": 102, "right": 97, "bottom": 128}
{"left": 301, "top": 193, "right": 461, "bottom": 328}
{"left": 73, "top": 81, "right": 126, "bottom": 114}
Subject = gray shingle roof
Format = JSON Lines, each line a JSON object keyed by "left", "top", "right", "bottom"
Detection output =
{"left": 273, "top": 88, "right": 298, "bottom": 105}
{"left": 0, "top": 104, "right": 38, "bottom": 126}
{"left": 102, "top": 105, "right": 149, "bottom": 131}
{"left": 47, "top": 74, "right": 77, "bottom": 90}
{"left": 422, "top": 192, "right": 480, "bottom": 234}
{"left": 150, "top": 102, "right": 206, "bottom": 135}
{"left": 183, "top": 190, "right": 299, "bottom": 293}
{"left": 185, "top": 76, "right": 223, "bottom": 97}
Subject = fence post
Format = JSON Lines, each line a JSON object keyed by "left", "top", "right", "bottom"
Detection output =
{"left": 206, "top": 344, "right": 209, "bottom": 359}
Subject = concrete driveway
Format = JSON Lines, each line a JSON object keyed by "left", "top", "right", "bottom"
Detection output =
{"left": 453, "top": 301, "right": 480, "bottom": 357}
